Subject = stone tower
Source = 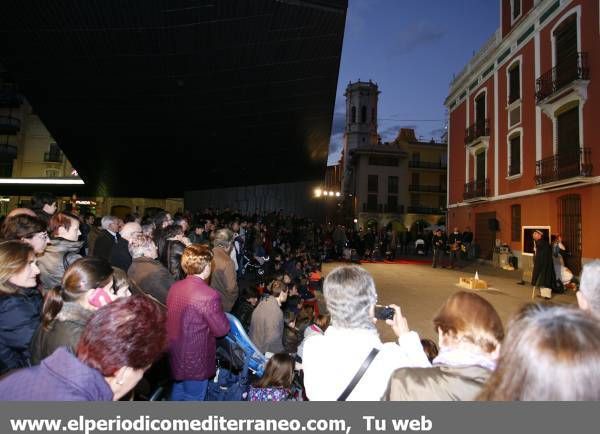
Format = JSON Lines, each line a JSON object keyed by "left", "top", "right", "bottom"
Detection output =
{"left": 342, "top": 80, "right": 380, "bottom": 194}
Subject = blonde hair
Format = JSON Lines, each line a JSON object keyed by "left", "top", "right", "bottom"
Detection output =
{"left": 181, "top": 244, "right": 213, "bottom": 276}
{"left": 0, "top": 240, "right": 34, "bottom": 295}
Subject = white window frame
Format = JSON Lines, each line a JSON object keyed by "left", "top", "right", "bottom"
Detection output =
{"left": 506, "top": 127, "right": 523, "bottom": 180}
{"left": 511, "top": 0, "right": 522, "bottom": 26}
{"left": 506, "top": 55, "right": 523, "bottom": 107}
{"left": 473, "top": 87, "right": 488, "bottom": 122}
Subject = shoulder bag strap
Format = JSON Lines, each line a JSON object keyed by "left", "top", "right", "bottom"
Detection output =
{"left": 337, "top": 348, "right": 380, "bottom": 401}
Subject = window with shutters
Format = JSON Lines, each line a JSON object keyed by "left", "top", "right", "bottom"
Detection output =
{"left": 508, "top": 132, "right": 521, "bottom": 177}
{"left": 511, "top": 204, "right": 521, "bottom": 242}
{"left": 508, "top": 62, "right": 520, "bottom": 103}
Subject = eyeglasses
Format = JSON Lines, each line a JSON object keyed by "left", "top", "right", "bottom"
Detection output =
{"left": 32, "top": 232, "right": 49, "bottom": 240}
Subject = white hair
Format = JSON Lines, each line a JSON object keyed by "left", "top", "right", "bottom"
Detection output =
{"left": 101, "top": 215, "right": 119, "bottom": 230}
{"left": 580, "top": 260, "right": 600, "bottom": 316}
{"left": 323, "top": 265, "right": 377, "bottom": 330}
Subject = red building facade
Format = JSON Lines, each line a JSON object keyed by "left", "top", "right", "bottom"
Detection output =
{"left": 445, "top": 0, "right": 600, "bottom": 272}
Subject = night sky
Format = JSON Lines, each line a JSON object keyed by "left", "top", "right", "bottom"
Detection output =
{"left": 328, "top": 0, "right": 499, "bottom": 165}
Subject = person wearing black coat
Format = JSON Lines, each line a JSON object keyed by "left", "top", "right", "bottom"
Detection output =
{"left": 93, "top": 216, "right": 121, "bottom": 262}
{"left": 531, "top": 230, "right": 557, "bottom": 298}
{"left": 0, "top": 241, "right": 43, "bottom": 375}
{"left": 230, "top": 286, "right": 259, "bottom": 333}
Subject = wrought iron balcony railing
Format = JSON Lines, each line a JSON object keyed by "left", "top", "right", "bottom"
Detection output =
{"left": 464, "top": 178, "right": 489, "bottom": 200}
{"left": 465, "top": 119, "right": 490, "bottom": 145}
{"left": 464, "top": 119, "right": 489, "bottom": 145}
{"left": 0, "top": 144, "right": 17, "bottom": 161}
{"left": 408, "top": 184, "right": 447, "bottom": 193}
{"left": 408, "top": 160, "right": 447, "bottom": 170}
{"left": 0, "top": 116, "right": 21, "bottom": 134}
{"left": 44, "top": 152, "right": 64, "bottom": 163}
{"left": 535, "top": 148, "right": 592, "bottom": 185}
{"left": 406, "top": 206, "right": 446, "bottom": 215}
{"left": 535, "top": 52, "right": 589, "bottom": 102}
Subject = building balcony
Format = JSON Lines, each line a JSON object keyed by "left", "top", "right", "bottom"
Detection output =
{"left": 535, "top": 52, "right": 589, "bottom": 103}
{"left": 406, "top": 206, "right": 445, "bottom": 215}
{"left": 44, "top": 152, "right": 64, "bottom": 163}
{"left": 0, "top": 144, "right": 17, "bottom": 161}
{"left": 408, "top": 184, "right": 447, "bottom": 193}
{"left": 463, "top": 178, "right": 489, "bottom": 201}
{"left": 535, "top": 148, "right": 593, "bottom": 188}
{"left": 464, "top": 119, "right": 489, "bottom": 146}
{"left": 408, "top": 161, "right": 447, "bottom": 170}
{"left": 0, "top": 84, "right": 23, "bottom": 108}
{"left": 0, "top": 116, "right": 21, "bottom": 134}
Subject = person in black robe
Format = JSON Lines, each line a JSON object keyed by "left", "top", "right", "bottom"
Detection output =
{"left": 531, "top": 230, "right": 556, "bottom": 297}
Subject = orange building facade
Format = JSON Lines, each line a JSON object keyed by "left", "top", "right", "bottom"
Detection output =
{"left": 445, "top": 0, "right": 600, "bottom": 273}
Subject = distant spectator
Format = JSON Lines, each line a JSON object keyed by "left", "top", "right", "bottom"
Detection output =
{"left": 1, "top": 214, "right": 48, "bottom": 254}
{"left": 249, "top": 280, "right": 288, "bottom": 355}
{"left": 297, "top": 313, "right": 330, "bottom": 360}
{"left": 478, "top": 304, "right": 600, "bottom": 401}
{"left": 37, "top": 212, "right": 83, "bottom": 291}
{"left": 93, "top": 216, "right": 120, "bottom": 262}
{"left": 0, "top": 296, "right": 167, "bottom": 401}
{"left": 211, "top": 229, "right": 239, "bottom": 312}
{"left": 127, "top": 233, "right": 173, "bottom": 305}
{"left": 30, "top": 193, "right": 57, "bottom": 225}
{"left": 230, "top": 285, "right": 259, "bottom": 333}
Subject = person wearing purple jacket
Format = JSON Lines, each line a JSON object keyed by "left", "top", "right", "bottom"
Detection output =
{"left": 0, "top": 296, "right": 167, "bottom": 401}
{"left": 167, "top": 244, "right": 230, "bottom": 401}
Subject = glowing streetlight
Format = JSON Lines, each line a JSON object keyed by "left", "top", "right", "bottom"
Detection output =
{"left": 314, "top": 188, "right": 322, "bottom": 198}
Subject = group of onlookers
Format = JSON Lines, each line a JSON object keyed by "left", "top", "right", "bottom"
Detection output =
{"left": 1, "top": 195, "right": 600, "bottom": 401}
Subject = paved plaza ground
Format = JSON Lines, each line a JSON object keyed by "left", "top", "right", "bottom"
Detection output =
{"left": 321, "top": 259, "right": 577, "bottom": 343}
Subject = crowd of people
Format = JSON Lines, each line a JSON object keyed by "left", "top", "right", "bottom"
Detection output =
{"left": 0, "top": 192, "right": 599, "bottom": 401}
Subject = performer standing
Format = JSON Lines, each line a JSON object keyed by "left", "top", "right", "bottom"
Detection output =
{"left": 531, "top": 229, "right": 556, "bottom": 299}
{"left": 431, "top": 229, "right": 446, "bottom": 268}
{"left": 447, "top": 227, "right": 462, "bottom": 269}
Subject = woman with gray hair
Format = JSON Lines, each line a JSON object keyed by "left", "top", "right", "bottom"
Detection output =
{"left": 302, "top": 265, "right": 430, "bottom": 400}
{"left": 126, "top": 233, "right": 174, "bottom": 305}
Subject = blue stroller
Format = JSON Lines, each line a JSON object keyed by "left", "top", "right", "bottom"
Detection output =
{"left": 205, "top": 313, "right": 267, "bottom": 401}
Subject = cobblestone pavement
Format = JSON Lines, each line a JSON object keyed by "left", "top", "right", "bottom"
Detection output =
{"left": 321, "top": 260, "right": 577, "bottom": 342}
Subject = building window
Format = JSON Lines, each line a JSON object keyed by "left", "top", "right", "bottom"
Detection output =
{"left": 387, "top": 195, "right": 398, "bottom": 213}
{"left": 511, "top": 204, "right": 521, "bottom": 242}
{"left": 367, "top": 194, "right": 378, "bottom": 212}
{"left": 508, "top": 62, "right": 520, "bottom": 103}
{"left": 0, "top": 161, "right": 13, "bottom": 177}
{"left": 411, "top": 172, "right": 420, "bottom": 186}
{"left": 508, "top": 132, "right": 521, "bottom": 176}
{"left": 368, "top": 156, "right": 398, "bottom": 167}
{"left": 388, "top": 176, "right": 398, "bottom": 194}
{"left": 411, "top": 152, "right": 420, "bottom": 162}
{"left": 511, "top": 0, "right": 521, "bottom": 22}
{"left": 556, "top": 104, "right": 580, "bottom": 168}
{"left": 475, "top": 151, "right": 486, "bottom": 181}
{"left": 351, "top": 106, "right": 356, "bottom": 124}
{"left": 475, "top": 92, "right": 486, "bottom": 127}
{"left": 45, "top": 169, "right": 59, "bottom": 177}
{"left": 361, "top": 106, "right": 367, "bottom": 124}
{"left": 410, "top": 194, "right": 419, "bottom": 206}
{"left": 368, "top": 174, "right": 378, "bottom": 192}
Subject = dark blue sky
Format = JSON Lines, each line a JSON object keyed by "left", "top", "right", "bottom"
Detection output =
{"left": 328, "top": 0, "right": 499, "bottom": 165}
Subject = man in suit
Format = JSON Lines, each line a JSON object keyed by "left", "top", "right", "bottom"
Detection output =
{"left": 109, "top": 222, "right": 141, "bottom": 271}
{"left": 94, "top": 215, "right": 121, "bottom": 262}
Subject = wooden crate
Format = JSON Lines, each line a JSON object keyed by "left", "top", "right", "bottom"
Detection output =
{"left": 458, "top": 277, "right": 488, "bottom": 290}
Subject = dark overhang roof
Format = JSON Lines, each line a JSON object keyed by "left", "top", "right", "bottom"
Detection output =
{"left": 0, "top": 0, "right": 347, "bottom": 197}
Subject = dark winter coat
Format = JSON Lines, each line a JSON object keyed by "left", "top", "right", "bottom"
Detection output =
{"left": 30, "top": 302, "right": 94, "bottom": 365}
{"left": 532, "top": 238, "right": 557, "bottom": 290}
{"left": 93, "top": 230, "right": 118, "bottom": 262}
{"left": 0, "top": 286, "right": 42, "bottom": 374}
{"left": 127, "top": 256, "right": 174, "bottom": 305}
{"left": 230, "top": 297, "right": 255, "bottom": 333}
{"left": 159, "top": 239, "right": 185, "bottom": 281}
